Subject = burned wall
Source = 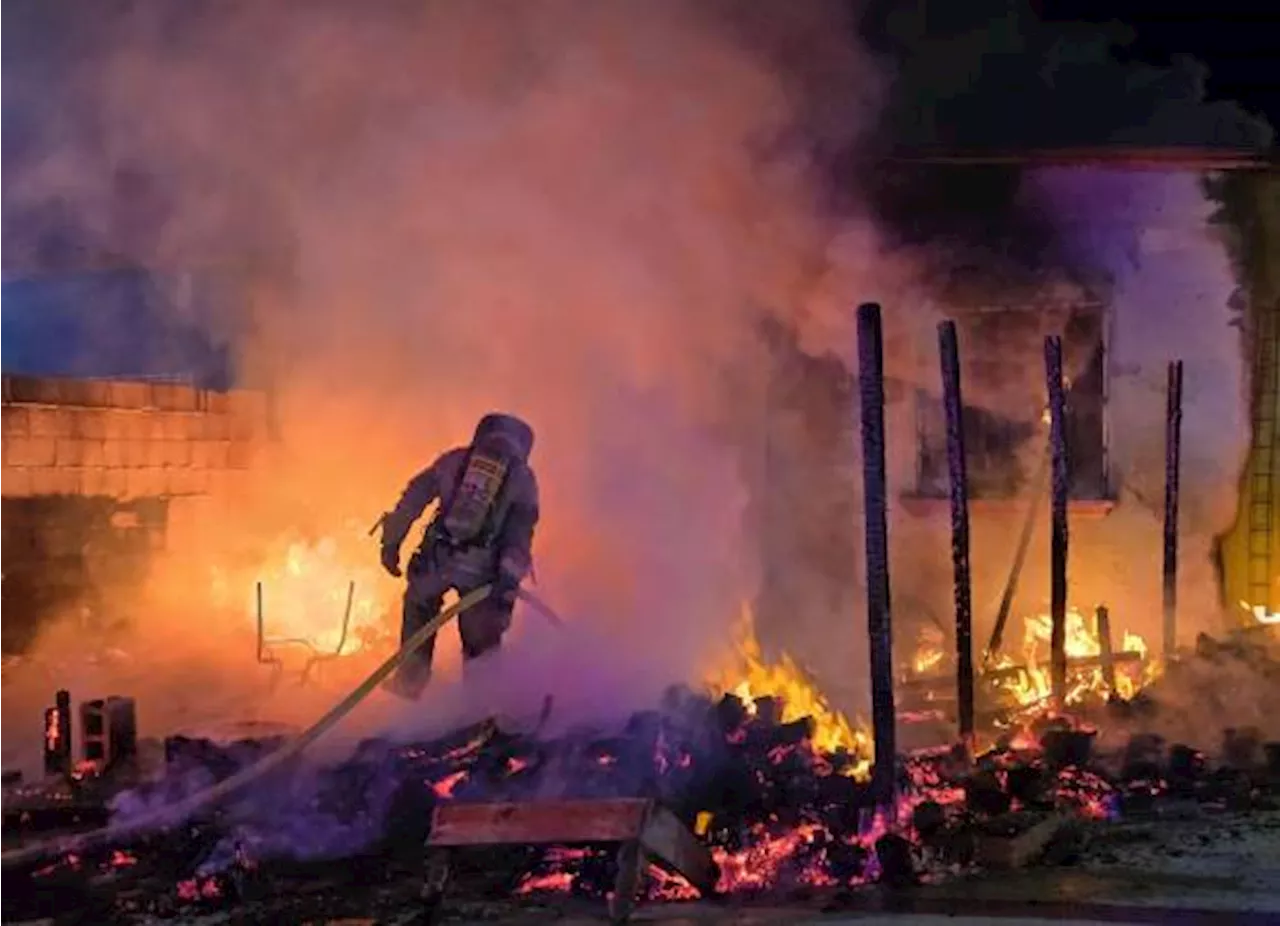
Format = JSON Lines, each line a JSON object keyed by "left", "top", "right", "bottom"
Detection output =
{"left": 1, "top": 374, "right": 268, "bottom": 653}
{"left": 883, "top": 167, "right": 1248, "bottom": 654}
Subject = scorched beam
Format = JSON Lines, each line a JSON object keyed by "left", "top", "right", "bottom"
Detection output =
{"left": 424, "top": 798, "right": 720, "bottom": 923}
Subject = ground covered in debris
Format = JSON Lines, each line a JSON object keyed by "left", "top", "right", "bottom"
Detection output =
{"left": 7, "top": 665, "right": 1280, "bottom": 926}
{"left": 4, "top": 623, "right": 1279, "bottom": 924}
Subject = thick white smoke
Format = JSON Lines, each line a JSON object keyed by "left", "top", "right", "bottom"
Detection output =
{"left": 3, "top": 0, "right": 902, "bottom": 749}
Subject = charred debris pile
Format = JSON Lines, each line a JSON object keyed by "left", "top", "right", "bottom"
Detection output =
{"left": 6, "top": 630, "right": 1280, "bottom": 925}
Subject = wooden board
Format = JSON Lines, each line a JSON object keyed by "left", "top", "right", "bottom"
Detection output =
{"left": 429, "top": 798, "right": 652, "bottom": 847}
{"left": 637, "top": 803, "right": 719, "bottom": 897}
{"left": 428, "top": 798, "right": 720, "bottom": 899}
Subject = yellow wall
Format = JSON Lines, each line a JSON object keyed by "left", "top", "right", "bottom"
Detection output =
{"left": 1222, "top": 301, "right": 1280, "bottom": 618}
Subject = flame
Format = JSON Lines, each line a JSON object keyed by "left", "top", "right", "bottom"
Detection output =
{"left": 1240, "top": 599, "right": 1280, "bottom": 625}
{"left": 990, "top": 606, "right": 1156, "bottom": 711}
{"left": 211, "top": 529, "right": 394, "bottom": 655}
{"left": 704, "top": 605, "right": 873, "bottom": 778}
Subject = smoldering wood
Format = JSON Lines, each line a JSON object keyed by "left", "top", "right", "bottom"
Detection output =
{"left": 1095, "top": 605, "right": 1118, "bottom": 696}
{"left": 856, "top": 302, "right": 896, "bottom": 809}
{"left": 900, "top": 648, "right": 1146, "bottom": 692}
{"left": 938, "top": 320, "right": 975, "bottom": 743}
{"left": 1044, "top": 335, "right": 1070, "bottom": 710}
{"left": 1163, "top": 360, "right": 1184, "bottom": 661}
{"left": 8, "top": 661, "right": 1280, "bottom": 924}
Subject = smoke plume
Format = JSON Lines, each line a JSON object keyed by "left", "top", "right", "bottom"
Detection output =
{"left": 2, "top": 1, "right": 1273, "bottom": 760}
{"left": 3, "top": 0, "right": 900, "bottom": 747}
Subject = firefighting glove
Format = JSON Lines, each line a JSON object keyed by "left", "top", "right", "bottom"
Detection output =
{"left": 380, "top": 545, "right": 402, "bottom": 578}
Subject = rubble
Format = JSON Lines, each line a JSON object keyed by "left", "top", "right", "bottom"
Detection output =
{"left": 2, "top": 625, "right": 1278, "bottom": 922}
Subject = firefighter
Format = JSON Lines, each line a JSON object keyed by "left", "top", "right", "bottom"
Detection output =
{"left": 378, "top": 413, "right": 540, "bottom": 699}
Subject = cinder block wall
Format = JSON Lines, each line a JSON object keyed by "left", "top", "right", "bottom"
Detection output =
{"left": 1, "top": 375, "right": 269, "bottom": 653}
{"left": 1, "top": 374, "right": 267, "bottom": 499}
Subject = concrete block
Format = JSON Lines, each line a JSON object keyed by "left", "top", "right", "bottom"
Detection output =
{"left": 6, "top": 437, "right": 57, "bottom": 467}
{"left": 100, "top": 410, "right": 134, "bottom": 442}
{"left": 207, "top": 441, "right": 231, "bottom": 468}
{"left": 159, "top": 413, "right": 186, "bottom": 441}
{"left": 151, "top": 383, "right": 199, "bottom": 412}
{"left": 28, "top": 407, "right": 74, "bottom": 439}
{"left": 163, "top": 441, "right": 191, "bottom": 467}
{"left": 110, "top": 381, "right": 152, "bottom": 410}
{"left": 102, "top": 440, "right": 127, "bottom": 468}
{"left": 165, "top": 469, "right": 187, "bottom": 497}
{"left": 72, "top": 409, "right": 110, "bottom": 440}
{"left": 188, "top": 441, "right": 208, "bottom": 468}
{"left": 81, "top": 380, "right": 114, "bottom": 407}
{"left": 6, "top": 376, "right": 63, "bottom": 405}
{"left": 1, "top": 467, "right": 33, "bottom": 497}
{"left": 122, "top": 413, "right": 151, "bottom": 442}
{"left": 80, "top": 440, "right": 107, "bottom": 468}
{"left": 126, "top": 468, "right": 162, "bottom": 499}
{"left": 227, "top": 441, "right": 255, "bottom": 469}
{"left": 62, "top": 379, "right": 112, "bottom": 407}
{"left": 126, "top": 440, "right": 152, "bottom": 468}
{"left": 206, "top": 391, "right": 230, "bottom": 414}
{"left": 102, "top": 469, "right": 130, "bottom": 498}
{"left": 80, "top": 467, "right": 110, "bottom": 497}
{"left": 203, "top": 414, "right": 232, "bottom": 441}
{"left": 188, "top": 468, "right": 212, "bottom": 494}
{"left": 54, "top": 439, "right": 86, "bottom": 466}
{"left": 144, "top": 415, "right": 168, "bottom": 442}
{"left": 2, "top": 406, "right": 29, "bottom": 438}
{"left": 146, "top": 441, "right": 168, "bottom": 468}
{"left": 165, "top": 468, "right": 199, "bottom": 495}
{"left": 30, "top": 467, "right": 72, "bottom": 496}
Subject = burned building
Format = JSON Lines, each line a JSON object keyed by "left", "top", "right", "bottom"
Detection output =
{"left": 751, "top": 150, "right": 1279, "bottom": 711}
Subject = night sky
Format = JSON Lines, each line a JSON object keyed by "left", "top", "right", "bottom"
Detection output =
{"left": 1042, "top": 0, "right": 1280, "bottom": 129}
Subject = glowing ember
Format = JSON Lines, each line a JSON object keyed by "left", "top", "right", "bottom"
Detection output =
{"left": 911, "top": 626, "right": 946, "bottom": 676}
{"left": 211, "top": 528, "right": 393, "bottom": 655}
{"left": 705, "top": 605, "right": 873, "bottom": 777}
{"left": 429, "top": 770, "right": 468, "bottom": 799}
{"left": 516, "top": 847, "right": 590, "bottom": 895}
{"left": 1240, "top": 599, "right": 1280, "bottom": 625}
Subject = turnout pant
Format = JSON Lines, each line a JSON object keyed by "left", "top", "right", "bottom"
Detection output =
{"left": 394, "top": 546, "right": 513, "bottom": 692}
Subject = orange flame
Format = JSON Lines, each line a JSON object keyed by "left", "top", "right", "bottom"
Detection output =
{"left": 704, "top": 605, "right": 873, "bottom": 779}
{"left": 211, "top": 528, "right": 394, "bottom": 655}
{"left": 989, "top": 606, "right": 1156, "bottom": 712}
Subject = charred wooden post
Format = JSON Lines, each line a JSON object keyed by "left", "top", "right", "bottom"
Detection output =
{"left": 1044, "top": 336, "right": 1070, "bottom": 710}
{"left": 1163, "top": 360, "right": 1184, "bottom": 661}
{"left": 1095, "top": 605, "right": 1118, "bottom": 697}
{"left": 857, "top": 302, "right": 896, "bottom": 807}
{"left": 938, "top": 320, "right": 975, "bottom": 744}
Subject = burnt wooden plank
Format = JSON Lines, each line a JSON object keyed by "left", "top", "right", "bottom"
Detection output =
{"left": 638, "top": 803, "right": 719, "bottom": 897}
{"left": 428, "top": 799, "right": 651, "bottom": 847}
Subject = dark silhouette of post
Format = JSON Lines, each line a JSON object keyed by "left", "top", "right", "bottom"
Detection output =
{"left": 1044, "top": 336, "right": 1069, "bottom": 710}
{"left": 1095, "top": 605, "right": 1117, "bottom": 697}
{"left": 985, "top": 447, "right": 1050, "bottom": 659}
{"left": 857, "top": 303, "right": 896, "bottom": 808}
{"left": 938, "top": 321, "right": 974, "bottom": 743}
{"left": 1163, "top": 360, "right": 1184, "bottom": 662}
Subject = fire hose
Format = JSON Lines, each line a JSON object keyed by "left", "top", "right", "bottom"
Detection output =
{"left": 2, "top": 585, "right": 495, "bottom": 870}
